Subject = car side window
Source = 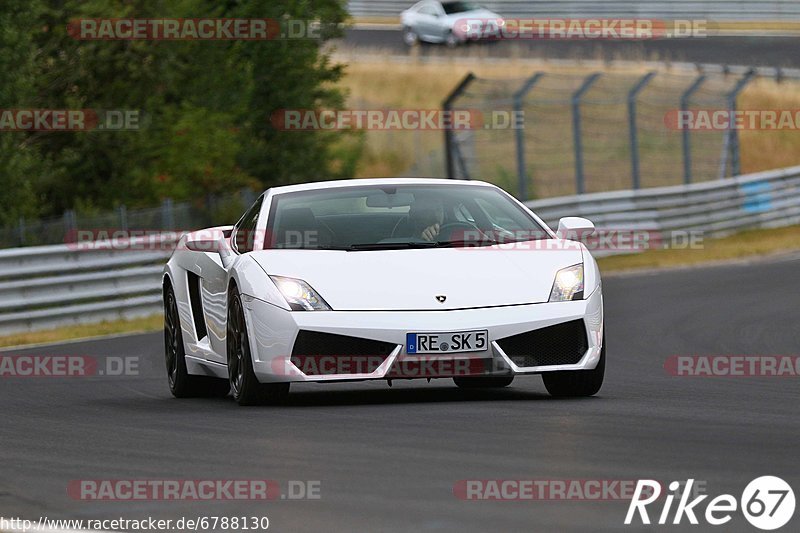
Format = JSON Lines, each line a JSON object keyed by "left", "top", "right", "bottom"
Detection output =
{"left": 419, "top": 4, "right": 439, "bottom": 16}
{"left": 234, "top": 196, "right": 264, "bottom": 253}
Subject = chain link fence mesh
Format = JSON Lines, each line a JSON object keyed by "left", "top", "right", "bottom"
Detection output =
{"left": 0, "top": 191, "right": 254, "bottom": 249}
{"left": 446, "top": 68, "right": 777, "bottom": 199}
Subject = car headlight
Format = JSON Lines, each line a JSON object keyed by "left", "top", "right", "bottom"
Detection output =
{"left": 549, "top": 264, "right": 584, "bottom": 302}
{"left": 270, "top": 275, "right": 331, "bottom": 311}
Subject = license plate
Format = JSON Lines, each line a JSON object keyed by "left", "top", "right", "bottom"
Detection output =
{"left": 406, "top": 330, "right": 488, "bottom": 354}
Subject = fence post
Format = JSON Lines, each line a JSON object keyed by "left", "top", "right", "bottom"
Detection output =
{"left": 17, "top": 217, "right": 25, "bottom": 246}
{"left": 63, "top": 210, "right": 77, "bottom": 240}
{"left": 241, "top": 188, "right": 256, "bottom": 207}
{"left": 161, "top": 198, "right": 174, "bottom": 230}
{"left": 721, "top": 68, "right": 756, "bottom": 178}
{"left": 628, "top": 71, "right": 656, "bottom": 190}
{"left": 572, "top": 73, "right": 601, "bottom": 194}
{"left": 118, "top": 205, "right": 128, "bottom": 231}
{"left": 443, "top": 73, "right": 476, "bottom": 179}
{"left": 680, "top": 74, "right": 706, "bottom": 184}
{"left": 513, "top": 72, "right": 544, "bottom": 200}
{"left": 450, "top": 139, "right": 471, "bottom": 180}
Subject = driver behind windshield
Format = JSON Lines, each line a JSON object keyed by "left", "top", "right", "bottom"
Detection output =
{"left": 408, "top": 197, "right": 445, "bottom": 241}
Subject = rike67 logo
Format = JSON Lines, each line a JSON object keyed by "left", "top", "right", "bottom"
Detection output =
{"left": 625, "top": 477, "right": 795, "bottom": 530}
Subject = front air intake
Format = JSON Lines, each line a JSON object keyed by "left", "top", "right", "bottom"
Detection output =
{"left": 291, "top": 330, "right": 397, "bottom": 375}
{"left": 497, "top": 319, "right": 588, "bottom": 367}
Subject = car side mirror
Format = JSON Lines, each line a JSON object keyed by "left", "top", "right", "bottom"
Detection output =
{"left": 185, "top": 239, "right": 219, "bottom": 253}
{"left": 185, "top": 235, "right": 235, "bottom": 268}
{"left": 556, "top": 217, "right": 595, "bottom": 240}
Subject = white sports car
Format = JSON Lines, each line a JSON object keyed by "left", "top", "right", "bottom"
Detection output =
{"left": 163, "top": 179, "right": 604, "bottom": 405}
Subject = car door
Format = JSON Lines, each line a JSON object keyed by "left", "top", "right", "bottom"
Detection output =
{"left": 203, "top": 195, "right": 263, "bottom": 359}
{"left": 429, "top": 1, "right": 448, "bottom": 40}
{"left": 416, "top": 2, "right": 444, "bottom": 41}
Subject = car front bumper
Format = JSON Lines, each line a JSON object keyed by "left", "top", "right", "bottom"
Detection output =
{"left": 244, "top": 287, "right": 603, "bottom": 383}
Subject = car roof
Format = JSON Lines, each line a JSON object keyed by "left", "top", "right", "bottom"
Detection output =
{"left": 265, "top": 178, "right": 498, "bottom": 195}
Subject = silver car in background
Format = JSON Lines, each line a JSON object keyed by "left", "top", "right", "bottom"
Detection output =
{"left": 400, "top": 1, "right": 504, "bottom": 47}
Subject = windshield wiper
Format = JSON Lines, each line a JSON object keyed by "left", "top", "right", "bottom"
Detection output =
{"left": 348, "top": 242, "right": 439, "bottom": 251}
{"left": 436, "top": 238, "right": 498, "bottom": 248}
{"left": 271, "top": 245, "right": 350, "bottom": 250}
{"left": 348, "top": 238, "right": 504, "bottom": 251}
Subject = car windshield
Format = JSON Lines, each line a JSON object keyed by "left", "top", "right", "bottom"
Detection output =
{"left": 265, "top": 184, "right": 549, "bottom": 250}
{"left": 442, "top": 2, "right": 481, "bottom": 14}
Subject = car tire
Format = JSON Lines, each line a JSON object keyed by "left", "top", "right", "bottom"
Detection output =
{"left": 403, "top": 26, "right": 419, "bottom": 46}
{"left": 164, "top": 283, "right": 230, "bottom": 398}
{"left": 227, "top": 288, "right": 290, "bottom": 406}
{"left": 453, "top": 375, "right": 514, "bottom": 388}
{"left": 542, "top": 342, "right": 605, "bottom": 398}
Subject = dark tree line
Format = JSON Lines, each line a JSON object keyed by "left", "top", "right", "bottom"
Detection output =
{"left": 0, "top": 0, "right": 359, "bottom": 225}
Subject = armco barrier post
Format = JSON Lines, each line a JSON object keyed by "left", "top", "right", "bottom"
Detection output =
{"left": 572, "top": 73, "right": 601, "bottom": 194}
{"left": 628, "top": 72, "right": 657, "bottom": 189}
{"left": 443, "top": 73, "right": 476, "bottom": 179}
{"left": 513, "top": 72, "right": 544, "bottom": 200}
{"left": 680, "top": 73, "right": 706, "bottom": 184}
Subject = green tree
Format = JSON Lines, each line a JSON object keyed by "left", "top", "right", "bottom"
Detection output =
{"left": 0, "top": 0, "right": 47, "bottom": 225}
{"left": 0, "top": 0, "right": 354, "bottom": 220}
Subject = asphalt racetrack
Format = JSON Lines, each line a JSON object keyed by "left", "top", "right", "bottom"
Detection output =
{"left": 1, "top": 255, "right": 799, "bottom": 532}
{"left": 343, "top": 29, "right": 800, "bottom": 68}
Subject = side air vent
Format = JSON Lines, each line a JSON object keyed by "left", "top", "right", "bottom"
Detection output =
{"left": 186, "top": 272, "right": 208, "bottom": 340}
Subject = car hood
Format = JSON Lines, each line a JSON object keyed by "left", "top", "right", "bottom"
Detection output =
{"left": 251, "top": 240, "right": 583, "bottom": 311}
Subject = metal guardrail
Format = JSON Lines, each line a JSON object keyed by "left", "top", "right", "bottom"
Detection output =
{"left": 1, "top": 165, "right": 799, "bottom": 335}
{"left": 348, "top": 1, "right": 800, "bottom": 20}
{"left": 0, "top": 237, "right": 175, "bottom": 336}
{"left": 526, "top": 164, "right": 800, "bottom": 251}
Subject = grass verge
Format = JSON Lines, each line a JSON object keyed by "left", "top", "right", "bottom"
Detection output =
{"left": 597, "top": 224, "right": 800, "bottom": 272}
{"left": 0, "top": 314, "right": 163, "bottom": 349}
